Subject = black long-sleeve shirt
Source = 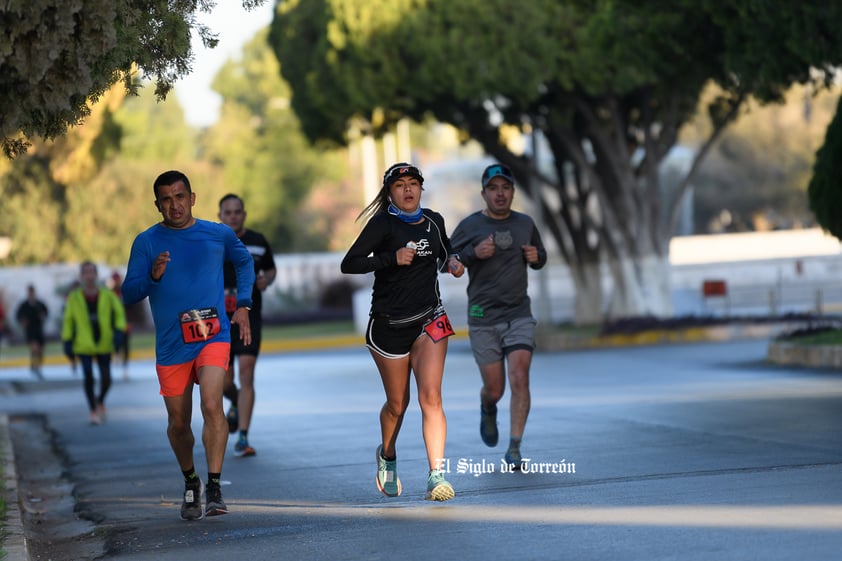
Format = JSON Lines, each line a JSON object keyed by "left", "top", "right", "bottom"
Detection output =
{"left": 341, "top": 210, "right": 454, "bottom": 320}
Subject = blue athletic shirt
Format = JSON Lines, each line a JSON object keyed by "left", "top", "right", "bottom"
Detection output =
{"left": 122, "top": 219, "right": 256, "bottom": 365}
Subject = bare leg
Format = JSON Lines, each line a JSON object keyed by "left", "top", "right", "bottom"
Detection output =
{"left": 34, "top": 341, "right": 43, "bottom": 371}
{"left": 479, "top": 360, "right": 506, "bottom": 411}
{"left": 506, "top": 349, "right": 533, "bottom": 440}
{"left": 370, "top": 351, "right": 411, "bottom": 458}
{"left": 410, "top": 335, "right": 449, "bottom": 470}
{"left": 197, "top": 365, "right": 227, "bottom": 473}
{"left": 29, "top": 341, "right": 44, "bottom": 377}
{"left": 236, "top": 355, "right": 257, "bottom": 432}
{"left": 223, "top": 362, "right": 238, "bottom": 403}
{"left": 163, "top": 383, "right": 196, "bottom": 471}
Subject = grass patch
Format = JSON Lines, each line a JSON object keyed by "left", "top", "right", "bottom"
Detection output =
{"left": 777, "top": 327, "right": 842, "bottom": 345}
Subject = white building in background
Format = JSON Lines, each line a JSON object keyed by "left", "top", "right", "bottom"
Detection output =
{"left": 1, "top": 228, "right": 841, "bottom": 339}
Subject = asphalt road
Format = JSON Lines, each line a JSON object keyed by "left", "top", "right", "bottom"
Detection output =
{"left": 2, "top": 338, "right": 842, "bottom": 560}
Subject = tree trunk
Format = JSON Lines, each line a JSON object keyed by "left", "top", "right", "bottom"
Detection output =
{"left": 570, "top": 261, "right": 604, "bottom": 324}
{"left": 605, "top": 254, "right": 673, "bottom": 319}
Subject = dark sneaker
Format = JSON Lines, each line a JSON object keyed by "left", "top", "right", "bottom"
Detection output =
{"left": 425, "top": 469, "right": 455, "bottom": 501}
{"left": 205, "top": 483, "right": 228, "bottom": 517}
{"left": 226, "top": 406, "right": 238, "bottom": 433}
{"left": 480, "top": 404, "right": 499, "bottom": 447}
{"left": 505, "top": 448, "right": 523, "bottom": 471}
{"left": 180, "top": 478, "right": 204, "bottom": 521}
{"left": 375, "top": 445, "right": 401, "bottom": 497}
{"left": 234, "top": 437, "right": 256, "bottom": 457}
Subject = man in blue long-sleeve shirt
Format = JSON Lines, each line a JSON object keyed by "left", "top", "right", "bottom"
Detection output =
{"left": 122, "top": 170, "right": 255, "bottom": 520}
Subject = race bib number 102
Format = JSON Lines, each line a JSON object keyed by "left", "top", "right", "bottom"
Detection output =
{"left": 179, "top": 307, "right": 221, "bottom": 344}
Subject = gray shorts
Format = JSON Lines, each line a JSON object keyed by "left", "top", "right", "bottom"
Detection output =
{"left": 468, "top": 316, "right": 537, "bottom": 366}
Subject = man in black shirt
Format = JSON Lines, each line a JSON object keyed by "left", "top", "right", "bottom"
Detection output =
{"left": 16, "top": 284, "right": 48, "bottom": 379}
{"left": 218, "top": 194, "right": 277, "bottom": 457}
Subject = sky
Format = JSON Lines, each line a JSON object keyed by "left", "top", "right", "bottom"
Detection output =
{"left": 174, "top": 2, "right": 275, "bottom": 127}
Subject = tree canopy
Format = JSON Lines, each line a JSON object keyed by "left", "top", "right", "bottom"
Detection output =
{"left": 0, "top": 0, "right": 265, "bottom": 158}
{"left": 269, "top": 0, "right": 842, "bottom": 322}
{"left": 0, "top": 81, "right": 198, "bottom": 265}
{"left": 808, "top": 95, "right": 842, "bottom": 239}
{"left": 200, "top": 28, "right": 354, "bottom": 251}
{"left": 0, "top": 15, "right": 356, "bottom": 265}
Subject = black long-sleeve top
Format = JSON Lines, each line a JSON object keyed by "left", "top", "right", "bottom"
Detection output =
{"left": 341, "top": 210, "right": 454, "bottom": 320}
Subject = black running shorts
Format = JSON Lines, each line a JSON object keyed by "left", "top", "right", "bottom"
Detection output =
{"left": 229, "top": 316, "right": 262, "bottom": 357}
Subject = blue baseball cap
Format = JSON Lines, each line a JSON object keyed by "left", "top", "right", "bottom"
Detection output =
{"left": 481, "top": 164, "right": 514, "bottom": 187}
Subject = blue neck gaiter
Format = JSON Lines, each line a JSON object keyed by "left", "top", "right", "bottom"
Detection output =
{"left": 388, "top": 203, "right": 423, "bottom": 223}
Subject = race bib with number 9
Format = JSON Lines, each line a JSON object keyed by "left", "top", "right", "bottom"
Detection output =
{"left": 424, "top": 308, "right": 455, "bottom": 342}
{"left": 179, "top": 307, "right": 221, "bottom": 344}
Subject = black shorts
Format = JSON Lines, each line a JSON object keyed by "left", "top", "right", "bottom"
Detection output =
{"left": 365, "top": 306, "right": 449, "bottom": 358}
{"left": 230, "top": 317, "right": 262, "bottom": 357}
{"left": 25, "top": 330, "right": 45, "bottom": 346}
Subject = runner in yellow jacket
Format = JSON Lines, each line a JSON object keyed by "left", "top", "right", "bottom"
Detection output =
{"left": 62, "top": 261, "right": 127, "bottom": 424}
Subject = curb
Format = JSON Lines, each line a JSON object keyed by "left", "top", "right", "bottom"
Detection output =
{"left": 260, "top": 333, "right": 364, "bottom": 353}
{"left": 0, "top": 323, "right": 820, "bottom": 370}
{"left": 766, "top": 341, "right": 842, "bottom": 369}
{"left": 0, "top": 332, "right": 461, "bottom": 370}
{"left": 1, "top": 415, "right": 30, "bottom": 561}
{"left": 536, "top": 321, "right": 802, "bottom": 351}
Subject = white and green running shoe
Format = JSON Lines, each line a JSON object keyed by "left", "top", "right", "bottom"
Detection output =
{"left": 375, "top": 445, "right": 402, "bottom": 497}
{"left": 425, "top": 469, "right": 455, "bottom": 501}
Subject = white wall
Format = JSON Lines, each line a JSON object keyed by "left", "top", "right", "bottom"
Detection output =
{"left": 2, "top": 228, "right": 841, "bottom": 338}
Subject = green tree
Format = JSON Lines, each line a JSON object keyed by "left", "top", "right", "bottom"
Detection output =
{"left": 808, "top": 95, "right": 842, "bottom": 239}
{"left": 202, "top": 29, "right": 348, "bottom": 251}
{"left": 115, "top": 81, "right": 198, "bottom": 163}
{"left": 0, "top": 79, "right": 202, "bottom": 265}
{"left": 65, "top": 84, "right": 204, "bottom": 265}
{"left": 0, "top": 85, "right": 128, "bottom": 264}
{"left": 1, "top": 0, "right": 266, "bottom": 158}
{"left": 269, "top": 0, "right": 842, "bottom": 323}
{"left": 0, "top": 157, "right": 65, "bottom": 263}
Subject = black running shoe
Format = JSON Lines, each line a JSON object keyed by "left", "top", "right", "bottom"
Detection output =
{"left": 480, "top": 404, "right": 499, "bottom": 447}
{"left": 180, "top": 478, "right": 204, "bottom": 521}
{"left": 505, "top": 448, "right": 523, "bottom": 471}
{"left": 226, "top": 406, "right": 238, "bottom": 434}
{"left": 205, "top": 483, "right": 228, "bottom": 517}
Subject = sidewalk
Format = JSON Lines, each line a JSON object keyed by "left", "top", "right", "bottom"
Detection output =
{"left": 1, "top": 415, "right": 28, "bottom": 561}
